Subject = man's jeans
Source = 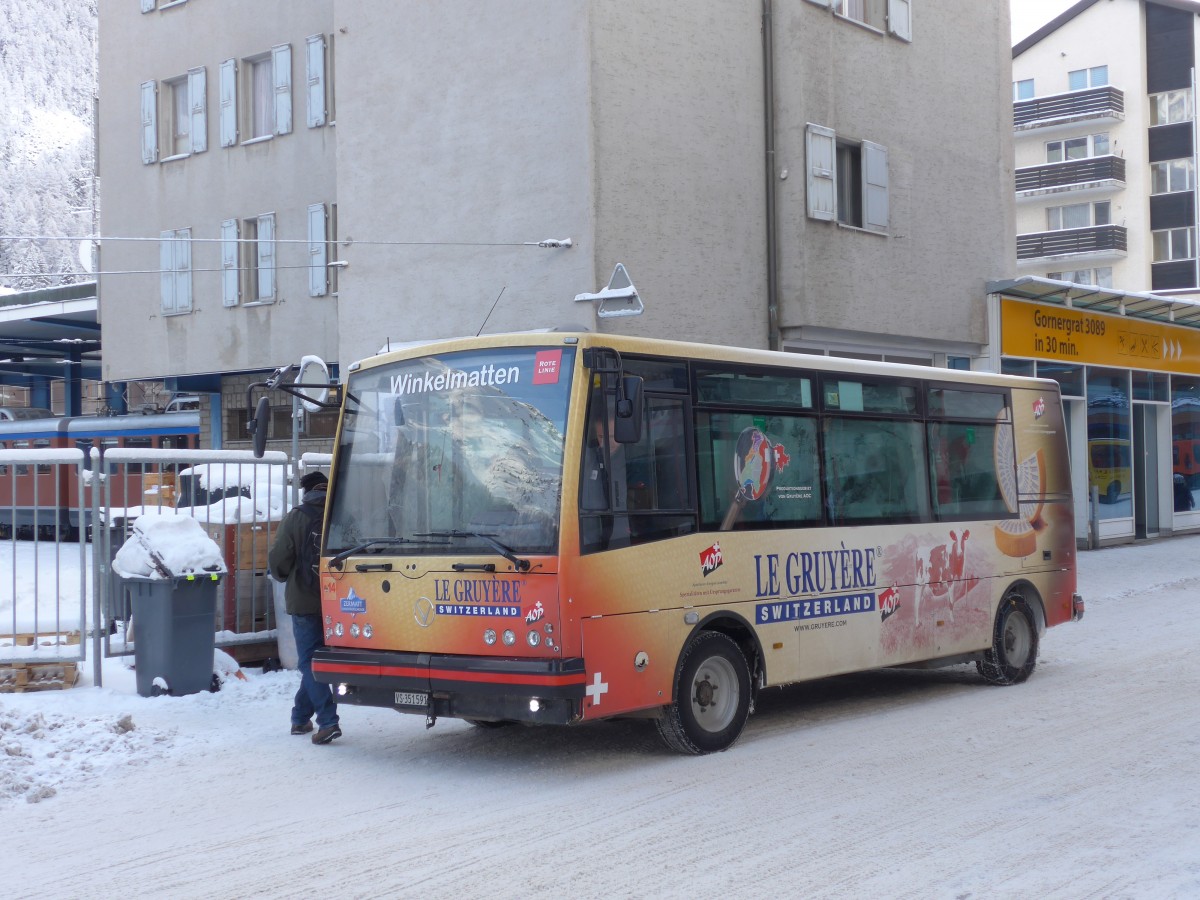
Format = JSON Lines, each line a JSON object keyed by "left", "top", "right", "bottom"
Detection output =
{"left": 291, "top": 613, "right": 338, "bottom": 730}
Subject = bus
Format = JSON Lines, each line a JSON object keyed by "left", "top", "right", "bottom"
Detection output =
{"left": 307, "top": 333, "right": 1083, "bottom": 753}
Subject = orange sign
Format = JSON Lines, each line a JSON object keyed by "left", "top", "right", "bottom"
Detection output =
{"left": 1000, "top": 297, "right": 1200, "bottom": 376}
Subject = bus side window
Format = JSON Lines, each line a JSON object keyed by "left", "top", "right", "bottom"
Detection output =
{"left": 824, "top": 417, "right": 929, "bottom": 524}
{"left": 579, "top": 391, "right": 695, "bottom": 553}
{"left": 697, "top": 412, "right": 821, "bottom": 530}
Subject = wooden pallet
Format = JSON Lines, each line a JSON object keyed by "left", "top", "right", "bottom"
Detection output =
{"left": 0, "top": 661, "right": 79, "bottom": 693}
{"left": 0, "top": 631, "right": 82, "bottom": 648}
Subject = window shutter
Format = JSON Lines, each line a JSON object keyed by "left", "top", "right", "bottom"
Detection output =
{"left": 272, "top": 44, "right": 293, "bottom": 135}
{"left": 862, "top": 140, "right": 890, "bottom": 233}
{"left": 175, "top": 228, "right": 193, "bottom": 312}
{"left": 141, "top": 0, "right": 155, "bottom": 13}
{"left": 258, "top": 213, "right": 276, "bottom": 299}
{"left": 219, "top": 59, "right": 238, "bottom": 147}
{"left": 221, "top": 218, "right": 240, "bottom": 307}
{"left": 806, "top": 124, "right": 836, "bottom": 221}
{"left": 888, "top": 0, "right": 912, "bottom": 41}
{"left": 188, "top": 67, "right": 207, "bottom": 153}
{"left": 141, "top": 80, "right": 158, "bottom": 164}
{"left": 305, "top": 35, "right": 327, "bottom": 128}
{"left": 307, "top": 203, "right": 328, "bottom": 296}
{"left": 160, "top": 231, "right": 175, "bottom": 312}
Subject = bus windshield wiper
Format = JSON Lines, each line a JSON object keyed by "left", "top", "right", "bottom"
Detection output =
{"left": 415, "top": 531, "right": 532, "bottom": 572}
{"left": 329, "top": 537, "right": 448, "bottom": 566}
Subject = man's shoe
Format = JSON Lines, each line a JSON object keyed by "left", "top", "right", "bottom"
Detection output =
{"left": 312, "top": 724, "right": 342, "bottom": 745}
{"left": 290, "top": 721, "right": 314, "bottom": 735}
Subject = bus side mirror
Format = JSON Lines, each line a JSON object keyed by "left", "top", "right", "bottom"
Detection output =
{"left": 249, "top": 396, "right": 270, "bottom": 457}
{"left": 613, "top": 375, "right": 644, "bottom": 444}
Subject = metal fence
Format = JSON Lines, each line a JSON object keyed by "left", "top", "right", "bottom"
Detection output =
{"left": 1, "top": 445, "right": 331, "bottom": 687}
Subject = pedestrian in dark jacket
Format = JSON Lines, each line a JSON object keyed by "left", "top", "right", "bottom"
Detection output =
{"left": 268, "top": 470, "right": 340, "bottom": 745}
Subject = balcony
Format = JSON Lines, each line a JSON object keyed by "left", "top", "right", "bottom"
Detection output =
{"left": 1013, "top": 86, "right": 1125, "bottom": 133}
{"left": 1015, "top": 155, "right": 1126, "bottom": 200}
{"left": 1017, "top": 225, "right": 1128, "bottom": 263}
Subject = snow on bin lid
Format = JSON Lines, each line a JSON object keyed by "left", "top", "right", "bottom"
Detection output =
{"left": 113, "top": 513, "right": 228, "bottom": 580}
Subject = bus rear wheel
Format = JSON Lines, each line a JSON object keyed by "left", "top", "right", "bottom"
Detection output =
{"left": 656, "top": 631, "right": 752, "bottom": 755}
{"left": 977, "top": 595, "right": 1038, "bottom": 685}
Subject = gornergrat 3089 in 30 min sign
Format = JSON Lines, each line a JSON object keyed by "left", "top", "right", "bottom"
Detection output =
{"left": 1000, "top": 297, "right": 1200, "bottom": 376}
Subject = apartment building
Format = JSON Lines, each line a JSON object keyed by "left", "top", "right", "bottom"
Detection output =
{"left": 1002, "top": 0, "right": 1200, "bottom": 543}
{"left": 98, "top": 0, "right": 1014, "bottom": 452}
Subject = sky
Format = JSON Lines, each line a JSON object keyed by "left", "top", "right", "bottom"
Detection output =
{"left": 2, "top": 531, "right": 1200, "bottom": 894}
{"left": 1011, "top": 0, "right": 1080, "bottom": 43}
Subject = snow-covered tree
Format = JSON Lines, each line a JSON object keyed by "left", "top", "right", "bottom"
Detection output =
{"left": 0, "top": 0, "right": 97, "bottom": 291}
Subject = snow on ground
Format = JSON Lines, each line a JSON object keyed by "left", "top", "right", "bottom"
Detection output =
{"left": 2, "top": 537, "right": 1199, "bottom": 898}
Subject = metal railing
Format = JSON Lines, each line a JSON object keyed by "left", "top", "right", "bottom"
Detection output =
{"left": 1014, "top": 86, "right": 1125, "bottom": 129}
{"left": 0, "top": 445, "right": 332, "bottom": 687}
{"left": 1017, "top": 224, "right": 1128, "bottom": 260}
{"left": 1016, "top": 155, "right": 1126, "bottom": 193}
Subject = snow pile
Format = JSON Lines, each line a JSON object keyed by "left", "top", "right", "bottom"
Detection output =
{"left": 0, "top": 704, "right": 174, "bottom": 805}
{"left": 111, "top": 514, "right": 227, "bottom": 580}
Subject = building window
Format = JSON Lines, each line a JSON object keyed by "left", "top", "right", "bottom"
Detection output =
{"left": 1150, "top": 88, "right": 1192, "bottom": 126}
{"left": 1068, "top": 65, "right": 1108, "bottom": 91}
{"left": 1047, "top": 267, "right": 1113, "bottom": 288}
{"left": 1013, "top": 79, "right": 1035, "bottom": 101}
{"left": 806, "top": 123, "right": 889, "bottom": 234}
{"left": 1046, "top": 133, "right": 1108, "bottom": 162}
{"left": 1153, "top": 227, "right": 1196, "bottom": 262}
{"left": 1151, "top": 158, "right": 1195, "bottom": 195}
{"left": 159, "top": 228, "right": 193, "bottom": 314}
{"left": 243, "top": 44, "right": 292, "bottom": 141}
{"left": 141, "top": 69, "right": 207, "bottom": 163}
{"left": 805, "top": 0, "right": 911, "bottom": 41}
{"left": 835, "top": 0, "right": 886, "bottom": 30}
{"left": 248, "top": 56, "right": 273, "bottom": 139}
{"left": 1047, "top": 201, "right": 1109, "bottom": 230}
{"left": 242, "top": 213, "right": 276, "bottom": 302}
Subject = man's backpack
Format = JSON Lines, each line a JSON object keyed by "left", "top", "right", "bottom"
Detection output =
{"left": 294, "top": 502, "right": 323, "bottom": 592}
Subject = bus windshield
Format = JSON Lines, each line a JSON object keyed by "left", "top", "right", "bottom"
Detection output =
{"left": 326, "top": 346, "right": 575, "bottom": 557}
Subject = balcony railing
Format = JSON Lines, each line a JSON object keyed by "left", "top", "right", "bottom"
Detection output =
{"left": 1017, "top": 224, "right": 1128, "bottom": 260}
{"left": 1014, "top": 86, "right": 1125, "bottom": 129}
{"left": 1015, "top": 155, "right": 1126, "bottom": 193}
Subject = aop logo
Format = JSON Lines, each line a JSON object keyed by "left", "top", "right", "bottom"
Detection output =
{"left": 700, "top": 542, "right": 723, "bottom": 577}
{"left": 414, "top": 596, "right": 435, "bottom": 628}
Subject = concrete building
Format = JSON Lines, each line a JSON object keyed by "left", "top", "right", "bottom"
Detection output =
{"left": 1001, "top": 0, "right": 1200, "bottom": 543}
{"left": 98, "top": 0, "right": 1015, "bottom": 453}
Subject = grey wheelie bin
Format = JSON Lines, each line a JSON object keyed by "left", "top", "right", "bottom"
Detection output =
{"left": 125, "top": 572, "right": 223, "bottom": 697}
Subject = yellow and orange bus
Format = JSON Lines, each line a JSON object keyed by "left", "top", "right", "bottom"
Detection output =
{"left": 308, "top": 333, "right": 1083, "bottom": 753}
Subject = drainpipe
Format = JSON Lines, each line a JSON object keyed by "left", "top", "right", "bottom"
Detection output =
{"left": 762, "top": 0, "right": 782, "bottom": 351}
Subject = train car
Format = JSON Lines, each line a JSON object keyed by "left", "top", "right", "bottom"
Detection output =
{"left": 0, "top": 411, "right": 200, "bottom": 540}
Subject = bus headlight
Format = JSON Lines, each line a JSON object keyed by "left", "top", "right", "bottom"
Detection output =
{"left": 334, "top": 622, "right": 344, "bottom": 637}
{"left": 483, "top": 629, "right": 497, "bottom": 646}
{"left": 502, "top": 630, "right": 516, "bottom": 646}
{"left": 350, "top": 624, "right": 360, "bottom": 638}
{"left": 527, "top": 630, "right": 541, "bottom": 647}
{"left": 363, "top": 624, "right": 373, "bottom": 639}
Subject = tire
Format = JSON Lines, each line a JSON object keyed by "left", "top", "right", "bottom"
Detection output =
{"left": 656, "top": 631, "right": 752, "bottom": 755}
{"left": 1106, "top": 480, "right": 1120, "bottom": 504}
{"left": 977, "top": 594, "right": 1039, "bottom": 685}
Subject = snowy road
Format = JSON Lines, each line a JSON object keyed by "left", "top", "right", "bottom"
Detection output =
{"left": 3, "top": 537, "right": 1199, "bottom": 898}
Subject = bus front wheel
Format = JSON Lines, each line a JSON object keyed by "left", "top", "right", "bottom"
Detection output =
{"left": 977, "top": 595, "right": 1038, "bottom": 685}
{"left": 656, "top": 631, "right": 752, "bottom": 755}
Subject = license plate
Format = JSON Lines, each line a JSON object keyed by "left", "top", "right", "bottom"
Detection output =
{"left": 394, "top": 691, "right": 427, "bottom": 707}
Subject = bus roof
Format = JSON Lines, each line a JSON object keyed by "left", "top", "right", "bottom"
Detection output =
{"left": 349, "top": 332, "right": 1061, "bottom": 393}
